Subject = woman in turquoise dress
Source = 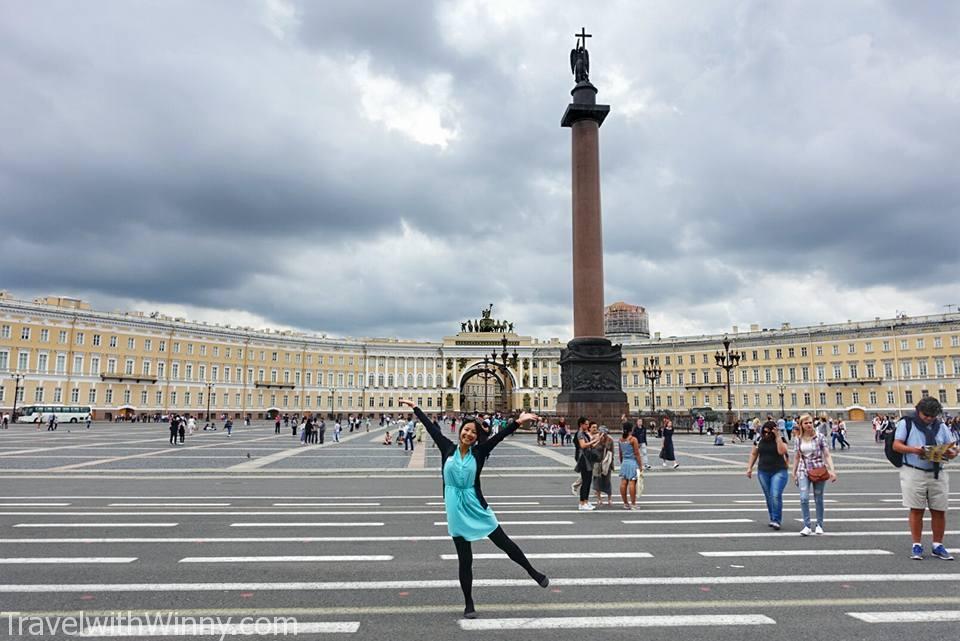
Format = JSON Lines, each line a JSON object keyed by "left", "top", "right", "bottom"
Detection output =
{"left": 401, "top": 400, "right": 548, "bottom": 619}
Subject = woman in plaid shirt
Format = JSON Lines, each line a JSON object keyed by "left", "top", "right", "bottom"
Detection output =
{"left": 791, "top": 413, "right": 837, "bottom": 536}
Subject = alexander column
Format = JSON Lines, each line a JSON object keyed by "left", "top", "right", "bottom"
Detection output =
{"left": 556, "top": 29, "right": 629, "bottom": 427}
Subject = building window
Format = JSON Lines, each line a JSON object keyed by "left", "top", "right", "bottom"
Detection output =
{"left": 144, "top": 339, "right": 152, "bottom": 351}
{"left": 105, "top": 389, "right": 113, "bottom": 404}
{"left": 18, "top": 351, "right": 29, "bottom": 371}
{"left": 39, "top": 329, "right": 49, "bottom": 342}
{"left": 851, "top": 391, "right": 859, "bottom": 404}
{"left": 53, "top": 387, "right": 62, "bottom": 403}
{"left": 819, "top": 392, "right": 827, "bottom": 406}
{"left": 884, "top": 362, "right": 894, "bottom": 378}
{"left": 849, "top": 364, "right": 858, "bottom": 379}
{"left": 816, "top": 346, "right": 823, "bottom": 356}
{"left": 833, "top": 365, "right": 842, "bottom": 379}
{"left": 865, "top": 342, "right": 873, "bottom": 353}
{"left": 900, "top": 339, "right": 908, "bottom": 351}
{"left": 904, "top": 390, "right": 913, "bottom": 404}
{"left": 127, "top": 338, "right": 135, "bottom": 350}
{"left": 790, "top": 393, "right": 797, "bottom": 406}
{"left": 916, "top": 338, "right": 924, "bottom": 349}
{"left": 20, "top": 327, "right": 30, "bottom": 341}
{"left": 0, "top": 325, "right": 9, "bottom": 339}
{"left": 159, "top": 341, "right": 166, "bottom": 352}
{"left": 89, "top": 388, "right": 97, "bottom": 403}
{"left": 831, "top": 345, "right": 840, "bottom": 356}
{"left": 882, "top": 341, "right": 890, "bottom": 352}
{"left": 902, "top": 362, "right": 912, "bottom": 378}
{"left": 887, "top": 391, "right": 895, "bottom": 405}
{"left": 109, "top": 336, "right": 117, "bottom": 348}
{"left": 803, "top": 392, "right": 811, "bottom": 406}
{"left": 71, "top": 387, "right": 79, "bottom": 403}
{"left": 775, "top": 349, "right": 782, "bottom": 359}
{"left": 938, "top": 389, "right": 947, "bottom": 403}
{"left": 800, "top": 347, "right": 808, "bottom": 358}
{"left": 869, "top": 391, "right": 877, "bottom": 405}
{"left": 835, "top": 391, "right": 843, "bottom": 405}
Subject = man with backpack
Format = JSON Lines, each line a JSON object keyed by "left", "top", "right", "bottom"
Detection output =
{"left": 891, "top": 397, "right": 958, "bottom": 560}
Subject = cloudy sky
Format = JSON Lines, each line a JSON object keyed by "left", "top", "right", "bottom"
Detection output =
{"left": 2, "top": 0, "right": 958, "bottom": 341}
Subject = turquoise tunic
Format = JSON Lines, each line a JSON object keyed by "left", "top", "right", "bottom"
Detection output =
{"left": 443, "top": 447, "right": 499, "bottom": 541}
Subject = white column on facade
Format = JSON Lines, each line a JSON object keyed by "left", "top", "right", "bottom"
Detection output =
{"left": 413, "top": 358, "right": 418, "bottom": 388}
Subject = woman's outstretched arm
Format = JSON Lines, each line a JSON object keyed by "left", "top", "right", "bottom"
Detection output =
{"left": 400, "top": 399, "right": 452, "bottom": 450}
{"left": 479, "top": 412, "right": 539, "bottom": 454}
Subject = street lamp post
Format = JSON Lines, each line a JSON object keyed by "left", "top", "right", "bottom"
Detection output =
{"left": 489, "top": 335, "right": 519, "bottom": 414}
{"left": 204, "top": 381, "right": 215, "bottom": 421}
{"left": 11, "top": 373, "right": 25, "bottom": 422}
{"left": 714, "top": 336, "right": 743, "bottom": 431}
{"left": 777, "top": 383, "right": 786, "bottom": 418}
{"left": 642, "top": 357, "right": 662, "bottom": 415}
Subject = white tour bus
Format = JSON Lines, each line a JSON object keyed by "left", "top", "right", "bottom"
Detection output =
{"left": 16, "top": 405, "right": 92, "bottom": 424}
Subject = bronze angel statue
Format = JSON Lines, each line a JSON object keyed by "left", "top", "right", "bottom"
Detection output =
{"left": 570, "top": 45, "right": 589, "bottom": 83}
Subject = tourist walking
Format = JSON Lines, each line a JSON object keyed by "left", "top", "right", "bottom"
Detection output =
{"left": 177, "top": 419, "right": 186, "bottom": 444}
{"left": 592, "top": 426, "right": 615, "bottom": 507}
{"left": 792, "top": 413, "right": 837, "bottom": 535}
{"left": 659, "top": 418, "right": 679, "bottom": 469}
{"left": 746, "top": 420, "right": 789, "bottom": 529}
{"left": 619, "top": 422, "right": 642, "bottom": 509}
{"left": 168, "top": 416, "right": 178, "bottom": 446}
{"left": 400, "top": 399, "right": 547, "bottom": 619}
{"left": 225, "top": 418, "right": 233, "bottom": 437}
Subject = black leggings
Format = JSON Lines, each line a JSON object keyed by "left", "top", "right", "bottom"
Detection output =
{"left": 452, "top": 526, "right": 543, "bottom": 610}
{"left": 579, "top": 468, "right": 593, "bottom": 501}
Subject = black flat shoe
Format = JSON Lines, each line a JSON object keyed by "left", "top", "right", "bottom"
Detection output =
{"left": 463, "top": 608, "right": 477, "bottom": 619}
{"left": 535, "top": 573, "right": 550, "bottom": 588}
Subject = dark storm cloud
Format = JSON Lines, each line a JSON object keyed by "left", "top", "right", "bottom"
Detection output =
{"left": 1, "top": 0, "right": 957, "bottom": 340}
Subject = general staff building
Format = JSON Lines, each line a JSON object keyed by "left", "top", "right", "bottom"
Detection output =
{"left": 1, "top": 292, "right": 958, "bottom": 422}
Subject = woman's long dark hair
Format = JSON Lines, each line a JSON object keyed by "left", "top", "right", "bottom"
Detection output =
{"left": 459, "top": 416, "right": 488, "bottom": 445}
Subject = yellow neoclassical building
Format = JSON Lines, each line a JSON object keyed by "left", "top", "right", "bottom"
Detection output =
{"left": 0, "top": 291, "right": 958, "bottom": 421}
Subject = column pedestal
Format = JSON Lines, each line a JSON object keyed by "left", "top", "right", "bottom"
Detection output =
{"left": 555, "top": 337, "right": 628, "bottom": 427}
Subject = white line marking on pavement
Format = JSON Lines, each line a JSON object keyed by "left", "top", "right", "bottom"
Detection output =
{"left": 271, "top": 503, "right": 381, "bottom": 507}
{"left": 0, "top": 506, "right": 914, "bottom": 516}
{"left": 2, "top": 574, "right": 958, "bottom": 593}
{"left": 735, "top": 499, "right": 837, "bottom": 504}
{"left": 458, "top": 614, "right": 777, "bottom": 630}
{"left": 881, "top": 498, "right": 960, "bottom": 502}
{"left": 0, "top": 557, "right": 138, "bottom": 564}
{"left": 229, "top": 522, "right": 384, "bottom": 528}
{"left": 700, "top": 550, "right": 894, "bottom": 557}
{"left": 179, "top": 555, "right": 393, "bottom": 563}
{"left": 3, "top": 530, "right": 957, "bottom": 544}
{"left": 228, "top": 429, "right": 371, "bottom": 470}
{"left": 622, "top": 519, "right": 754, "bottom": 525}
{"left": 76, "top": 621, "right": 361, "bottom": 636}
{"left": 847, "top": 611, "right": 960, "bottom": 623}
{"left": 0, "top": 503, "right": 71, "bottom": 506}
{"left": 12, "top": 523, "right": 178, "bottom": 528}
{"left": 425, "top": 502, "right": 540, "bottom": 506}
{"left": 108, "top": 503, "right": 231, "bottom": 507}
{"left": 792, "top": 518, "right": 924, "bottom": 523}
{"left": 441, "top": 552, "right": 654, "bottom": 560}
{"left": 434, "top": 521, "right": 573, "bottom": 526}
